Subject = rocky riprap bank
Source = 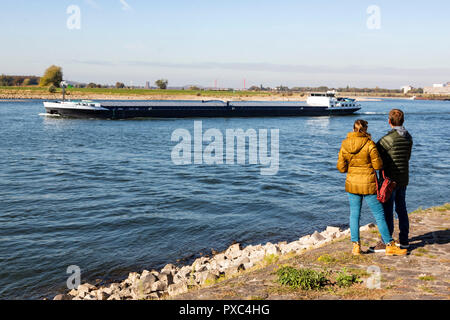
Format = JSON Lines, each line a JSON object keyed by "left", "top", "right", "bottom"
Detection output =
{"left": 53, "top": 224, "right": 366, "bottom": 300}
{"left": 53, "top": 204, "right": 450, "bottom": 300}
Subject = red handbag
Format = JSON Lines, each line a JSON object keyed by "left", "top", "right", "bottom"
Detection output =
{"left": 376, "top": 170, "right": 397, "bottom": 203}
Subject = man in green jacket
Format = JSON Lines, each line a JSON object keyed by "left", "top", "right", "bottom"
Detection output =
{"left": 371, "top": 109, "right": 413, "bottom": 252}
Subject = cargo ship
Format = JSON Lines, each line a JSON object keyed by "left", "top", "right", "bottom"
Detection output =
{"left": 43, "top": 91, "right": 361, "bottom": 119}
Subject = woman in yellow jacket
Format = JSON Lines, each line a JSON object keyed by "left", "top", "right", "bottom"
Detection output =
{"left": 337, "top": 120, "right": 406, "bottom": 256}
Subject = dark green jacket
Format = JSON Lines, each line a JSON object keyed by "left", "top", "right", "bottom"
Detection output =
{"left": 376, "top": 129, "right": 413, "bottom": 187}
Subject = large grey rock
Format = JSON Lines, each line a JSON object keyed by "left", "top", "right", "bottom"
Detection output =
{"left": 151, "top": 280, "right": 168, "bottom": 292}
{"left": 191, "top": 257, "right": 208, "bottom": 272}
{"left": 214, "top": 253, "right": 227, "bottom": 264}
{"left": 132, "top": 273, "right": 157, "bottom": 297}
{"left": 158, "top": 272, "right": 174, "bottom": 287}
{"left": 95, "top": 290, "right": 110, "bottom": 301}
{"left": 161, "top": 264, "right": 178, "bottom": 275}
{"left": 68, "top": 289, "right": 78, "bottom": 297}
{"left": 119, "top": 288, "right": 132, "bottom": 299}
{"left": 282, "top": 240, "right": 309, "bottom": 254}
{"left": 224, "top": 262, "right": 244, "bottom": 277}
{"left": 174, "top": 266, "right": 191, "bottom": 284}
{"left": 311, "top": 231, "right": 326, "bottom": 242}
{"left": 298, "top": 235, "right": 311, "bottom": 244}
{"left": 248, "top": 247, "right": 266, "bottom": 263}
{"left": 53, "top": 294, "right": 71, "bottom": 301}
{"left": 194, "top": 264, "right": 208, "bottom": 273}
{"left": 242, "top": 245, "right": 258, "bottom": 257}
{"left": 326, "top": 226, "right": 341, "bottom": 234}
{"left": 104, "top": 283, "right": 120, "bottom": 295}
{"left": 141, "top": 270, "right": 151, "bottom": 277}
{"left": 150, "top": 270, "right": 160, "bottom": 278}
{"left": 168, "top": 282, "right": 189, "bottom": 297}
{"left": 107, "top": 293, "right": 121, "bottom": 300}
{"left": 214, "top": 253, "right": 231, "bottom": 272}
{"left": 264, "top": 242, "right": 281, "bottom": 256}
{"left": 77, "top": 283, "right": 96, "bottom": 296}
{"left": 238, "top": 257, "right": 253, "bottom": 270}
{"left": 302, "top": 231, "right": 325, "bottom": 246}
{"left": 320, "top": 226, "right": 341, "bottom": 240}
{"left": 360, "top": 223, "right": 376, "bottom": 232}
{"left": 207, "top": 259, "right": 218, "bottom": 271}
{"left": 149, "top": 291, "right": 163, "bottom": 299}
{"left": 195, "top": 270, "right": 219, "bottom": 285}
{"left": 125, "top": 272, "right": 140, "bottom": 286}
{"left": 225, "top": 243, "right": 242, "bottom": 260}
{"left": 173, "top": 273, "right": 187, "bottom": 284}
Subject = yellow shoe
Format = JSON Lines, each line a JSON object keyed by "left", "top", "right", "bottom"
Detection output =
{"left": 352, "top": 242, "right": 361, "bottom": 256}
{"left": 385, "top": 241, "right": 408, "bottom": 256}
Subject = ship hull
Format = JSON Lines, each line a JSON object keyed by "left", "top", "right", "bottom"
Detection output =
{"left": 44, "top": 101, "right": 360, "bottom": 119}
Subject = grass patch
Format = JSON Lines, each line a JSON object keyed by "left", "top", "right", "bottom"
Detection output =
{"left": 263, "top": 254, "right": 279, "bottom": 266}
{"left": 313, "top": 251, "right": 372, "bottom": 267}
{"left": 418, "top": 275, "right": 436, "bottom": 281}
{"left": 0, "top": 86, "right": 277, "bottom": 98}
{"left": 419, "top": 286, "right": 434, "bottom": 293}
{"left": 410, "top": 206, "right": 424, "bottom": 215}
{"left": 335, "top": 268, "right": 362, "bottom": 288}
{"left": 382, "top": 265, "right": 396, "bottom": 272}
{"left": 277, "top": 267, "right": 329, "bottom": 290}
{"left": 411, "top": 203, "right": 449, "bottom": 215}
{"left": 346, "top": 268, "right": 370, "bottom": 278}
{"left": 434, "top": 203, "right": 450, "bottom": 212}
{"left": 203, "top": 274, "right": 226, "bottom": 287}
{"left": 317, "top": 254, "right": 337, "bottom": 264}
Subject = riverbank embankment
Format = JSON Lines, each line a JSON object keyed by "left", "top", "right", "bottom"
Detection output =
{"left": 53, "top": 204, "right": 449, "bottom": 301}
{"left": 0, "top": 87, "right": 434, "bottom": 102}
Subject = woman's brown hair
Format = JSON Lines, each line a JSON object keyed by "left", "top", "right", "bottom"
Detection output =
{"left": 353, "top": 119, "right": 371, "bottom": 136}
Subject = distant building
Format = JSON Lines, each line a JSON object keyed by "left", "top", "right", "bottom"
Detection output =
{"left": 424, "top": 82, "right": 450, "bottom": 95}
{"left": 401, "top": 85, "right": 413, "bottom": 94}
{"left": 145, "top": 81, "right": 150, "bottom": 89}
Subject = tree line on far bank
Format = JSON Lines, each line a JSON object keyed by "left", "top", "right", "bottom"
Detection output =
{"left": 248, "top": 85, "right": 423, "bottom": 94}
{"left": 0, "top": 75, "right": 40, "bottom": 86}
{"left": 2, "top": 65, "right": 424, "bottom": 94}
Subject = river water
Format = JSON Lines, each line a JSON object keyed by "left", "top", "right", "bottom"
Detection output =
{"left": 0, "top": 99, "right": 448, "bottom": 299}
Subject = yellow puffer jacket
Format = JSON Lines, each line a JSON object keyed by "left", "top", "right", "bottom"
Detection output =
{"left": 337, "top": 132, "right": 383, "bottom": 195}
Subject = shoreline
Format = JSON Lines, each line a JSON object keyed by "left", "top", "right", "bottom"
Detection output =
{"left": 2, "top": 95, "right": 447, "bottom": 103}
{"left": 53, "top": 203, "right": 450, "bottom": 300}
{"left": 52, "top": 203, "right": 449, "bottom": 301}
{"left": 0, "top": 95, "right": 400, "bottom": 103}
{"left": 0, "top": 88, "right": 436, "bottom": 102}
{"left": 53, "top": 223, "right": 356, "bottom": 300}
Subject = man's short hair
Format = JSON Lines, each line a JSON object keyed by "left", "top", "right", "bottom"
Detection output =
{"left": 389, "top": 109, "right": 404, "bottom": 126}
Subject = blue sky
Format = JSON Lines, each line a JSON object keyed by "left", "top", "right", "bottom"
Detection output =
{"left": 1, "top": 0, "right": 449, "bottom": 88}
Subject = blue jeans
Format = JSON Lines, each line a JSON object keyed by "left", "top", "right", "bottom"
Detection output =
{"left": 348, "top": 193, "right": 393, "bottom": 244}
{"left": 382, "top": 186, "right": 409, "bottom": 244}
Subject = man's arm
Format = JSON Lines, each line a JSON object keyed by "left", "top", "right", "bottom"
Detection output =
{"left": 376, "top": 135, "right": 392, "bottom": 166}
{"left": 369, "top": 142, "right": 383, "bottom": 170}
